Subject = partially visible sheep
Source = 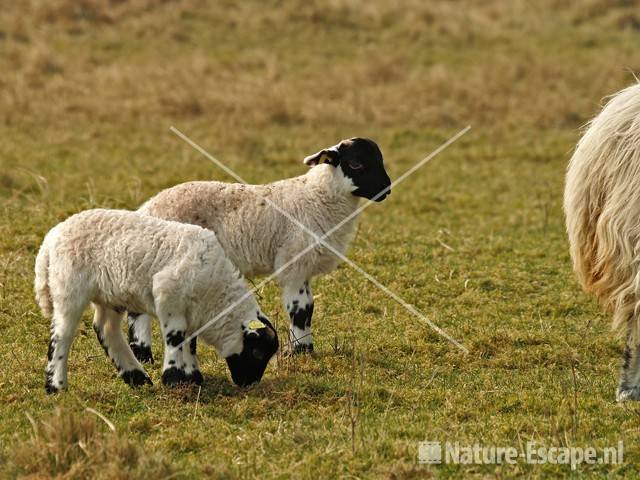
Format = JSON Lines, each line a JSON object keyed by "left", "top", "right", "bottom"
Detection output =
{"left": 34, "top": 209, "right": 278, "bottom": 393}
{"left": 128, "top": 137, "right": 391, "bottom": 359}
{"left": 564, "top": 82, "right": 640, "bottom": 402}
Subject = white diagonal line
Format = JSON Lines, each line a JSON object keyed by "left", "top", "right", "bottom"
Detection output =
{"left": 169, "top": 126, "right": 470, "bottom": 354}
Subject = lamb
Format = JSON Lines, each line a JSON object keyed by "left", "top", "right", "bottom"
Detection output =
{"left": 564, "top": 82, "right": 640, "bottom": 402}
{"left": 127, "top": 137, "right": 391, "bottom": 360}
{"left": 34, "top": 209, "right": 278, "bottom": 393}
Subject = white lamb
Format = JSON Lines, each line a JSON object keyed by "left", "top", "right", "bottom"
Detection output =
{"left": 34, "top": 209, "right": 278, "bottom": 393}
{"left": 127, "top": 137, "right": 391, "bottom": 360}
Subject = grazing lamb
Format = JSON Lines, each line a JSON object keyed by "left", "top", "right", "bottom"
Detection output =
{"left": 128, "top": 137, "right": 391, "bottom": 360}
{"left": 34, "top": 209, "right": 278, "bottom": 393}
{"left": 564, "top": 82, "right": 640, "bottom": 402}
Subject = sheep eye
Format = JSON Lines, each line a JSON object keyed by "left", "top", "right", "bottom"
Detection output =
{"left": 348, "top": 160, "right": 364, "bottom": 170}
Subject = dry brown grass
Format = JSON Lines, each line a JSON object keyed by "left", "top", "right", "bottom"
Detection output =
{"left": 9, "top": 408, "right": 175, "bottom": 479}
{"left": 0, "top": 0, "right": 638, "bottom": 135}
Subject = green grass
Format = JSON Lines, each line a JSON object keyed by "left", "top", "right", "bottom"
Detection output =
{"left": 2, "top": 0, "right": 640, "bottom": 477}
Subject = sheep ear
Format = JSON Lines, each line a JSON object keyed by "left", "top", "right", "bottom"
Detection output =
{"left": 244, "top": 319, "right": 274, "bottom": 339}
{"left": 303, "top": 146, "right": 340, "bottom": 167}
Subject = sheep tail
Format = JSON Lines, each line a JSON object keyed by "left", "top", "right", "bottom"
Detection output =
{"left": 34, "top": 237, "right": 53, "bottom": 318}
{"left": 564, "top": 82, "right": 640, "bottom": 342}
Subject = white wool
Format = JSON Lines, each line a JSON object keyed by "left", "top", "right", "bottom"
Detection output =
{"left": 564, "top": 82, "right": 640, "bottom": 341}
{"left": 34, "top": 209, "right": 259, "bottom": 357}
{"left": 139, "top": 163, "right": 361, "bottom": 284}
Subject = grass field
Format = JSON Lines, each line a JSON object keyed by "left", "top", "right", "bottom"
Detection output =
{"left": 2, "top": 0, "right": 640, "bottom": 477}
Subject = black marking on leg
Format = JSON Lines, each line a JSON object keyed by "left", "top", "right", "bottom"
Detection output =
{"left": 130, "top": 343, "right": 154, "bottom": 364}
{"left": 127, "top": 312, "right": 142, "bottom": 345}
{"left": 190, "top": 337, "right": 197, "bottom": 355}
{"left": 45, "top": 384, "right": 59, "bottom": 394}
{"left": 121, "top": 369, "right": 153, "bottom": 387}
{"left": 165, "top": 330, "right": 185, "bottom": 348}
{"left": 127, "top": 322, "right": 138, "bottom": 344}
{"left": 290, "top": 302, "right": 314, "bottom": 330}
{"left": 162, "top": 367, "right": 186, "bottom": 387}
{"left": 47, "top": 337, "right": 56, "bottom": 362}
{"left": 127, "top": 312, "right": 154, "bottom": 363}
{"left": 186, "top": 369, "right": 203, "bottom": 385}
{"left": 45, "top": 367, "right": 57, "bottom": 394}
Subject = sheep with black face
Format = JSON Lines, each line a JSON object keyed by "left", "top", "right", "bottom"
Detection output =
{"left": 34, "top": 209, "right": 278, "bottom": 393}
{"left": 128, "top": 137, "right": 391, "bottom": 359}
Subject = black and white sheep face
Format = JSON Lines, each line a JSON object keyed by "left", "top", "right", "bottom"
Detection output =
{"left": 225, "top": 315, "right": 279, "bottom": 387}
{"left": 303, "top": 137, "right": 391, "bottom": 202}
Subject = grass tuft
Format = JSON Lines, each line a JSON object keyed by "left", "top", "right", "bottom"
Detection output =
{"left": 8, "top": 408, "right": 175, "bottom": 479}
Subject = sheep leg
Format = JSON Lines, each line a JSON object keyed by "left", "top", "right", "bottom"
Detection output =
{"left": 283, "top": 280, "right": 314, "bottom": 354}
{"left": 93, "top": 304, "right": 152, "bottom": 387}
{"left": 45, "top": 299, "right": 88, "bottom": 394}
{"left": 127, "top": 312, "right": 154, "bottom": 363}
{"left": 616, "top": 329, "right": 640, "bottom": 401}
{"left": 158, "top": 312, "right": 188, "bottom": 387}
{"left": 183, "top": 337, "right": 203, "bottom": 385}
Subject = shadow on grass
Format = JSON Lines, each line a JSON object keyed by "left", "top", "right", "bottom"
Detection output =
{"left": 162, "top": 374, "right": 297, "bottom": 404}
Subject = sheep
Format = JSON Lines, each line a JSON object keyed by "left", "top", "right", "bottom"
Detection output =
{"left": 34, "top": 209, "right": 278, "bottom": 393}
{"left": 127, "top": 137, "right": 391, "bottom": 360}
{"left": 564, "top": 82, "right": 640, "bottom": 402}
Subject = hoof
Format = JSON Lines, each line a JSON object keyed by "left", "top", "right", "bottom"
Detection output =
{"left": 45, "top": 369, "right": 63, "bottom": 394}
{"left": 186, "top": 370, "right": 203, "bottom": 385}
{"left": 121, "top": 369, "right": 153, "bottom": 387}
{"left": 130, "top": 343, "right": 154, "bottom": 364}
{"left": 45, "top": 381, "right": 60, "bottom": 394}
{"left": 292, "top": 343, "right": 314, "bottom": 355}
{"left": 617, "top": 386, "right": 640, "bottom": 402}
{"left": 162, "top": 367, "right": 186, "bottom": 387}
